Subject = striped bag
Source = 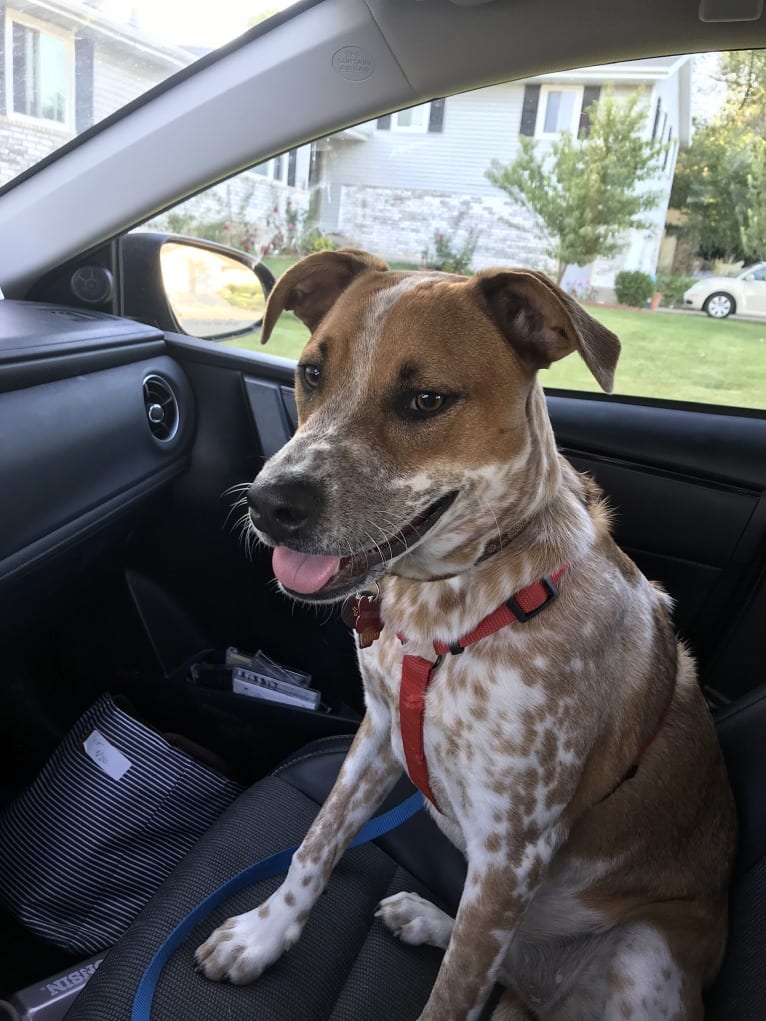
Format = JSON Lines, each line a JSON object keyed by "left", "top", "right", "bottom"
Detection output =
{"left": 0, "top": 694, "right": 243, "bottom": 954}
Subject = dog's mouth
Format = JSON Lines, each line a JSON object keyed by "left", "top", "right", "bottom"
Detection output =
{"left": 271, "top": 491, "right": 458, "bottom": 601}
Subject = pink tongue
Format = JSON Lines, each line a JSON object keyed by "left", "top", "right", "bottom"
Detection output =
{"left": 272, "top": 546, "right": 341, "bottom": 594}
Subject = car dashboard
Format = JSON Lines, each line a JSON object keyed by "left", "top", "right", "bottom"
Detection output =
{"left": 0, "top": 300, "right": 195, "bottom": 620}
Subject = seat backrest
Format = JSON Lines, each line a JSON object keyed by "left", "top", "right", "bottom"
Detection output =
{"left": 705, "top": 686, "right": 766, "bottom": 1020}
{"left": 715, "top": 684, "right": 766, "bottom": 877}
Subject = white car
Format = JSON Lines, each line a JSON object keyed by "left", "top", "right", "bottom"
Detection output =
{"left": 684, "top": 263, "right": 766, "bottom": 318}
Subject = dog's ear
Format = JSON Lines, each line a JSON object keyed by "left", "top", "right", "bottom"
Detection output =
{"left": 261, "top": 248, "right": 388, "bottom": 343}
{"left": 474, "top": 269, "right": 620, "bottom": 392}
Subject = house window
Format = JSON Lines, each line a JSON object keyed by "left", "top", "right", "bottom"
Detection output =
{"left": 391, "top": 103, "right": 430, "bottom": 132}
{"left": 377, "top": 100, "right": 445, "bottom": 133}
{"left": 9, "top": 14, "right": 72, "bottom": 125}
{"left": 254, "top": 149, "right": 298, "bottom": 185}
{"left": 536, "top": 86, "right": 583, "bottom": 138}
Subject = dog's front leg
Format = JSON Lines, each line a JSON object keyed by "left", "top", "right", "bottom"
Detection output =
{"left": 195, "top": 706, "right": 400, "bottom": 983}
{"left": 417, "top": 825, "right": 565, "bottom": 1021}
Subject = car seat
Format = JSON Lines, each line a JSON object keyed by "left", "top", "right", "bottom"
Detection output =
{"left": 66, "top": 687, "right": 766, "bottom": 1020}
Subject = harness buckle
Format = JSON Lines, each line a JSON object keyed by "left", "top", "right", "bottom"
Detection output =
{"left": 505, "top": 574, "right": 559, "bottom": 623}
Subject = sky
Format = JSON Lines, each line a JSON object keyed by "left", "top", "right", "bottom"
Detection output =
{"left": 98, "top": 0, "right": 298, "bottom": 49}
{"left": 692, "top": 52, "right": 727, "bottom": 122}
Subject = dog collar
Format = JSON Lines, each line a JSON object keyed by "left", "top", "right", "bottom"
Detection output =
{"left": 345, "top": 565, "right": 568, "bottom": 811}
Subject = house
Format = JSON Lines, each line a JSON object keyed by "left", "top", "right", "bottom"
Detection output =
{"left": 312, "top": 56, "right": 692, "bottom": 299}
{"left": 0, "top": 0, "right": 196, "bottom": 189}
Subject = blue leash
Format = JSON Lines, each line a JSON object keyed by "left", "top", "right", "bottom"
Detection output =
{"left": 130, "top": 791, "right": 425, "bottom": 1021}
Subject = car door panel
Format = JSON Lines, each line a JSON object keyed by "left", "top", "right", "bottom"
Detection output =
{"left": 744, "top": 278, "right": 766, "bottom": 315}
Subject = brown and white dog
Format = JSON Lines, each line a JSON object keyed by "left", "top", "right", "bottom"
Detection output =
{"left": 195, "top": 249, "right": 736, "bottom": 1020}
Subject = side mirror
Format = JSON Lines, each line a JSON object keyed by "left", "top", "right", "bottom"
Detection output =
{"left": 120, "top": 233, "right": 275, "bottom": 340}
{"left": 743, "top": 273, "right": 755, "bottom": 282}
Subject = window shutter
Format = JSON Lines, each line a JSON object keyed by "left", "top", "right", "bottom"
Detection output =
{"left": 287, "top": 148, "right": 297, "bottom": 187}
{"left": 377, "top": 114, "right": 391, "bottom": 130}
{"left": 0, "top": 6, "right": 6, "bottom": 116}
{"left": 428, "top": 98, "right": 445, "bottom": 133}
{"left": 308, "top": 142, "right": 321, "bottom": 187}
{"left": 75, "top": 35, "right": 95, "bottom": 133}
{"left": 578, "top": 85, "right": 601, "bottom": 138}
{"left": 519, "top": 84, "right": 540, "bottom": 137}
{"left": 12, "top": 22, "right": 29, "bottom": 115}
{"left": 663, "top": 133, "right": 672, "bottom": 171}
{"left": 651, "top": 100, "right": 662, "bottom": 140}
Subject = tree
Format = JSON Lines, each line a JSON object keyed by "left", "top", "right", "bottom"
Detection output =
{"left": 486, "top": 90, "right": 665, "bottom": 282}
{"left": 720, "top": 51, "right": 766, "bottom": 131}
{"left": 670, "top": 52, "right": 766, "bottom": 264}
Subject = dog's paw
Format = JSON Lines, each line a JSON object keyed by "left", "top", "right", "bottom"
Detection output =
{"left": 375, "top": 891, "right": 454, "bottom": 949}
{"left": 194, "top": 905, "right": 302, "bottom": 984}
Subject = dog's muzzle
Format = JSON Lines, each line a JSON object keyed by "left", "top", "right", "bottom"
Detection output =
{"left": 247, "top": 477, "right": 457, "bottom": 600}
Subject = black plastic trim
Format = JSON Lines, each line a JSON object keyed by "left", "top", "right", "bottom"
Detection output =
{"left": 165, "top": 334, "right": 297, "bottom": 383}
{"left": 549, "top": 394, "right": 766, "bottom": 490}
{"left": 0, "top": 462, "right": 185, "bottom": 586}
{"left": 0, "top": 340, "right": 166, "bottom": 393}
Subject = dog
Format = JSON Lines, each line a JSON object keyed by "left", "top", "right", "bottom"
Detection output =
{"left": 195, "top": 249, "right": 737, "bottom": 1020}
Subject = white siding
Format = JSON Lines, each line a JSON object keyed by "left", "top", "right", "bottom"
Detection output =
{"left": 318, "top": 72, "right": 686, "bottom": 293}
{"left": 320, "top": 83, "right": 525, "bottom": 199}
{"left": 91, "top": 47, "right": 175, "bottom": 124}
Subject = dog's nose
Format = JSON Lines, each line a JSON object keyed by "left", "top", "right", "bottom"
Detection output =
{"left": 247, "top": 477, "right": 322, "bottom": 542}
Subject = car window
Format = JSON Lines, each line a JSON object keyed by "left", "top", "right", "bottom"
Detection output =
{"left": 0, "top": 0, "right": 302, "bottom": 190}
{"left": 145, "top": 49, "right": 766, "bottom": 413}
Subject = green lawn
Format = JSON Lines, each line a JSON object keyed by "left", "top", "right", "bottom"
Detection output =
{"left": 224, "top": 288, "right": 766, "bottom": 412}
{"left": 545, "top": 307, "right": 766, "bottom": 409}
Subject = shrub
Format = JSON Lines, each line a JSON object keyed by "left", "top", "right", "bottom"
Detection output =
{"left": 265, "top": 198, "right": 338, "bottom": 256}
{"left": 422, "top": 212, "right": 479, "bottom": 275}
{"left": 220, "top": 283, "right": 267, "bottom": 312}
{"left": 614, "top": 270, "right": 655, "bottom": 307}
{"left": 656, "top": 270, "right": 696, "bottom": 307}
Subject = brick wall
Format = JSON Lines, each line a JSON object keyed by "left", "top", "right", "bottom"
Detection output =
{"left": 330, "top": 184, "right": 555, "bottom": 274}
{"left": 0, "top": 118, "right": 74, "bottom": 187}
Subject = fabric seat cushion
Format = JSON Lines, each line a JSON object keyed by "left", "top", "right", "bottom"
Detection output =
{"left": 68, "top": 684, "right": 766, "bottom": 1020}
{"left": 66, "top": 738, "right": 461, "bottom": 1021}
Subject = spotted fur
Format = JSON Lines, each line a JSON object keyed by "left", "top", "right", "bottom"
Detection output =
{"left": 196, "top": 251, "right": 736, "bottom": 1021}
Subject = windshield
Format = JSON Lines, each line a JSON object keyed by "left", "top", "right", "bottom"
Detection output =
{"left": 0, "top": 0, "right": 300, "bottom": 190}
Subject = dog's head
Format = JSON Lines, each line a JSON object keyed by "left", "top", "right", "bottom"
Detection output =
{"left": 247, "top": 249, "right": 619, "bottom": 603}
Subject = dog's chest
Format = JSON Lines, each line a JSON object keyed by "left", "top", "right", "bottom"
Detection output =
{"left": 359, "top": 624, "right": 567, "bottom": 829}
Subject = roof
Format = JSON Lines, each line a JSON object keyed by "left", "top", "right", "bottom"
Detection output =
{"left": 17, "top": 0, "right": 195, "bottom": 67}
{"left": 530, "top": 54, "right": 692, "bottom": 84}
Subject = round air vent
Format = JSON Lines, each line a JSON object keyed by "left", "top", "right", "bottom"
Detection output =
{"left": 143, "top": 374, "right": 180, "bottom": 442}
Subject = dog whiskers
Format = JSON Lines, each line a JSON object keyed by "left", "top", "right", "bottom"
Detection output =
{"left": 223, "top": 493, "right": 249, "bottom": 530}
{"left": 364, "top": 529, "right": 387, "bottom": 566}
{"left": 222, "top": 481, "right": 251, "bottom": 498}
{"left": 468, "top": 485, "right": 503, "bottom": 550}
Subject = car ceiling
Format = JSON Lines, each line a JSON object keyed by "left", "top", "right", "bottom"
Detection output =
{"left": 0, "top": 0, "right": 765, "bottom": 298}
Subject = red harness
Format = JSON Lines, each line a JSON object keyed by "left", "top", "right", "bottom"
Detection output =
{"left": 349, "top": 566, "right": 567, "bottom": 811}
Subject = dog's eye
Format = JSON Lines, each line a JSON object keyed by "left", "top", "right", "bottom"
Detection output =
{"left": 300, "top": 364, "right": 321, "bottom": 390}
{"left": 410, "top": 392, "right": 444, "bottom": 414}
